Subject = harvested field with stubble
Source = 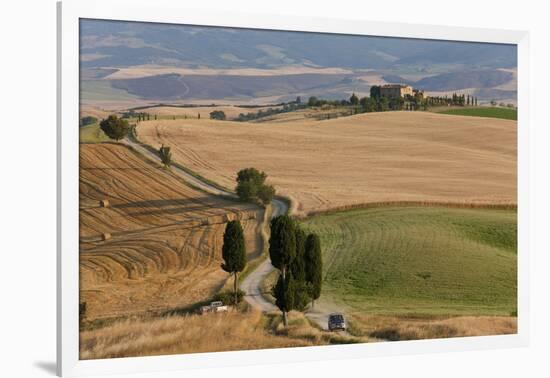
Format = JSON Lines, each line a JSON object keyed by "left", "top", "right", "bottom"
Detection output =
{"left": 79, "top": 143, "right": 263, "bottom": 321}
{"left": 137, "top": 111, "right": 517, "bottom": 216}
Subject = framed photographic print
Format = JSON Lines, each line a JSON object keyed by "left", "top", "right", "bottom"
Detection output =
{"left": 57, "top": 1, "right": 529, "bottom": 376}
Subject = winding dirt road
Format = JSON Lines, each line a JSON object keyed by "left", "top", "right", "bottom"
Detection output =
{"left": 124, "top": 136, "right": 342, "bottom": 332}
{"left": 239, "top": 198, "right": 286, "bottom": 313}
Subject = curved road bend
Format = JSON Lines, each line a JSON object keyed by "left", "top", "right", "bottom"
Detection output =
{"left": 124, "top": 137, "right": 341, "bottom": 332}
{"left": 239, "top": 198, "right": 286, "bottom": 313}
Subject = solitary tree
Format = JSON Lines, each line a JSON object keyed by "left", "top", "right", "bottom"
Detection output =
{"left": 100, "top": 115, "right": 130, "bottom": 141}
{"left": 210, "top": 110, "right": 226, "bottom": 120}
{"left": 269, "top": 215, "right": 297, "bottom": 326}
{"left": 221, "top": 220, "right": 247, "bottom": 304}
{"left": 158, "top": 145, "right": 172, "bottom": 168}
{"left": 235, "top": 168, "right": 275, "bottom": 206}
{"left": 304, "top": 233, "right": 323, "bottom": 307}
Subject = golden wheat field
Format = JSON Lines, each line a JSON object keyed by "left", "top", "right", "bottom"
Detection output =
{"left": 79, "top": 143, "right": 263, "bottom": 321}
{"left": 137, "top": 111, "right": 517, "bottom": 215}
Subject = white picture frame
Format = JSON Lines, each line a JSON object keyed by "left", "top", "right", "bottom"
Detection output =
{"left": 57, "top": 1, "right": 530, "bottom": 376}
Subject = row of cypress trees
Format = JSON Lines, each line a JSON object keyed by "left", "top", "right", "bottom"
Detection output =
{"left": 221, "top": 214, "right": 323, "bottom": 327}
{"left": 269, "top": 215, "right": 323, "bottom": 327}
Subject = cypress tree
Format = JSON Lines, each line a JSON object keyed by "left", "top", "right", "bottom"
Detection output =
{"left": 269, "top": 215, "right": 297, "bottom": 326}
{"left": 221, "top": 220, "right": 247, "bottom": 305}
{"left": 289, "top": 226, "right": 311, "bottom": 310}
{"left": 305, "top": 233, "right": 323, "bottom": 307}
{"left": 290, "top": 227, "right": 306, "bottom": 282}
{"left": 272, "top": 274, "right": 295, "bottom": 316}
{"left": 158, "top": 145, "right": 172, "bottom": 168}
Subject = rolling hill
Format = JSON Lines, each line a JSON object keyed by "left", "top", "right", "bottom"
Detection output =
{"left": 136, "top": 111, "right": 517, "bottom": 216}
{"left": 301, "top": 206, "right": 517, "bottom": 316}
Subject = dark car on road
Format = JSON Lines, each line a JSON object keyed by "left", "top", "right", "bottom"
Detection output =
{"left": 328, "top": 313, "right": 346, "bottom": 331}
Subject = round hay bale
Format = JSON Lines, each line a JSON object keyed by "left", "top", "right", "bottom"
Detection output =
{"left": 99, "top": 199, "right": 110, "bottom": 208}
{"left": 101, "top": 233, "right": 112, "bottom": 241}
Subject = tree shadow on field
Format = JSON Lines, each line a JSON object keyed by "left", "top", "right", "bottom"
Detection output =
{"left": 114, "top": 198, "right": 226, "bottom": 217}
{"left": 115, "top": 198, "right": 209, "bottom": 209}
{"left": 34, "top": 361, "right": 56, "bottom": 375}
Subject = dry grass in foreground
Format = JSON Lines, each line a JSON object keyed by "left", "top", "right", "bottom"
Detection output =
{"left": 79, "top": 310, "right": 363, "bottom": 359}
{"left": 348, "top": 314, "right": 517, "bottom": 341}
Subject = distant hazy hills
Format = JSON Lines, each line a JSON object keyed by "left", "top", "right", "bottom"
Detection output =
{"left": 81, "top": 19, "right": 516, "bottom": 70}
{"left": 79, "top": 19, "right": 517, "bottom": 106}
{"left": 111, "top": 73, "right": 362, "bottom": 101}
{"left": 384, "top": 70, "right": 514, "bottom": 91}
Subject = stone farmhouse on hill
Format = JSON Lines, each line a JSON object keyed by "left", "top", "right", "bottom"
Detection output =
{"left": 380, "top": 84, "right": 414, "bottom": 98}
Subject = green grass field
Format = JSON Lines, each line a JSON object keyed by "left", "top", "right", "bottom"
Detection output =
{"left": 435, "top": 107, "right": 517, "bottom": 120}
{"left": 301, "top": 206, "right": 517, "bottom": 316}
{"left": 80, "top": 123, "right": 110, "bottom": 143}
